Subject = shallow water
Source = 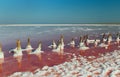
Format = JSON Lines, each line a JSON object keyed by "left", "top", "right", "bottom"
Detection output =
{"left": 0, "top": 25, "right": 120, "bottom": 51}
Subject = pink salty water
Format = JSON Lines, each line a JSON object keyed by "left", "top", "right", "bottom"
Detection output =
{"left": 0, "top": 38, "right": 120, "bottom": 77}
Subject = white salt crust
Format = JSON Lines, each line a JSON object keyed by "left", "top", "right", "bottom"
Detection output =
{"left": 9, "top": 49, "right": 120, "bottom": 77}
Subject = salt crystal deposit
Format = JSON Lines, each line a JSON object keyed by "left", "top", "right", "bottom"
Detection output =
{"left": 9, "top": 49, "right": 120, "bottom": 77}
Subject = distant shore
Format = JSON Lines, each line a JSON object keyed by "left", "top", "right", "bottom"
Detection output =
{"left": 0, "top": 24, "right": 120, "bottom": 26}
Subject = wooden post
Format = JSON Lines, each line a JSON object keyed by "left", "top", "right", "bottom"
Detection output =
{"left": 60, "top": 35, "right": 64, "bottom": 59}
{"left": 26, "top": 38, "right": 32, "bottom": 60}
{"left": 0, "top": 43, "right": 4, "bottom": 73}
{"left": 16, "top": 40, "right": 22, "bottom": 69}
{"left": 38, "top": 41, "right": 42, "bottom": 61}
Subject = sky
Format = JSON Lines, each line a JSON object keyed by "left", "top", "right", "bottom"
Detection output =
{"left": 0, "top": 0, "right": 120, "bottom": 24}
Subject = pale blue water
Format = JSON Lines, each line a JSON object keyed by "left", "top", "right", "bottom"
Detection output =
{"left": 0, "top": 25, "right": 120, "bottom": 50}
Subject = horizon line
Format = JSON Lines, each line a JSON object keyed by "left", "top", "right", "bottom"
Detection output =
{"left": 0, "top": 23, "right": 120, "bottom": 26}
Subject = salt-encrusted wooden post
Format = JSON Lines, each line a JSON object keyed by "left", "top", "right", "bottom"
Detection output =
{"left": 0, "top": 43, "right": 4, "bottom": 72}
{"left": 26, "top": 38, "right": 33, "bottom": 60}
